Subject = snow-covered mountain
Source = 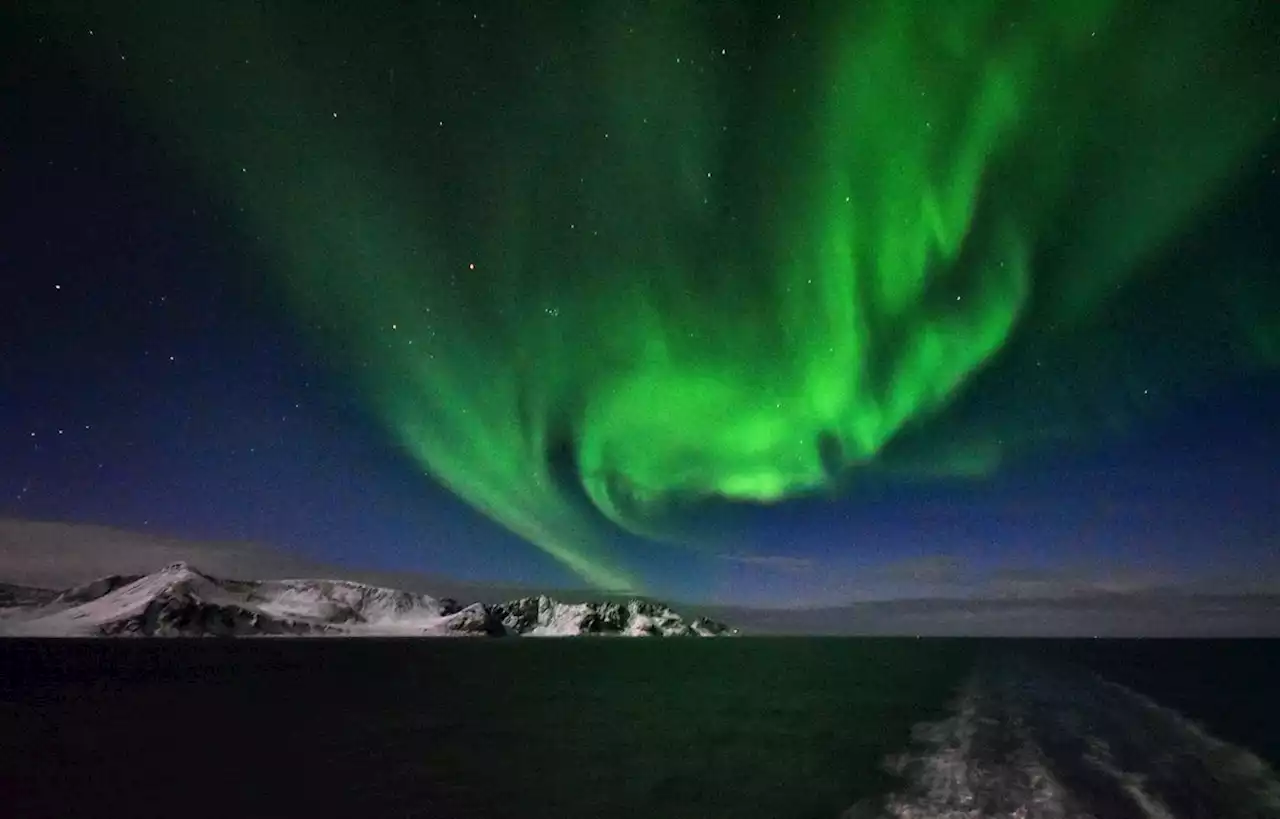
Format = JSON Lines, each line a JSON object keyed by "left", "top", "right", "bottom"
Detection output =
{"left": 494, "top": 595, "right": 731, "bottom": 637}
{"left": 0, "top": 562, "right": 732, "bottom": 638}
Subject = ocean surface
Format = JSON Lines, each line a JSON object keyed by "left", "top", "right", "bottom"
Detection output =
{"left": 0, "top": 638, "right": 1277, "bottom": 819}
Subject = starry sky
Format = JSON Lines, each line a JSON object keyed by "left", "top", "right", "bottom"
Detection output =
{"left": 2, "top": 1, "right": 1278, "bottom": 607}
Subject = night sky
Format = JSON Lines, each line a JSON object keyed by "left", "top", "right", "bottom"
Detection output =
{"left": 2, "top": 1, "right": 1278, "bottom": 607}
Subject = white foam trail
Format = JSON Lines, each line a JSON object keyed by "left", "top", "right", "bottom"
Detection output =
{"left": 845, "top": 658, "right": 1280, "bottom": 819}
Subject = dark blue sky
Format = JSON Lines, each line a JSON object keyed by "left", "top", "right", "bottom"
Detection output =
{"left": 1, "top": 4, "right": 1277, "bottom": 607}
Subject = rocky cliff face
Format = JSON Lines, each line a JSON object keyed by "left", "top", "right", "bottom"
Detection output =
{"left": 494, "top": 595, "right": 733, "bottom": 637}
{"left": 0, "top": 581, "right": 60, "bottom": 609}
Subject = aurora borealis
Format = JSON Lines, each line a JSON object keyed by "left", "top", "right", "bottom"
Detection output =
{"left": 3, "top": 1, "right": 1279, "bottom": 600}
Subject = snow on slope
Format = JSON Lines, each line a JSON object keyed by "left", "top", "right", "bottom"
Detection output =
{"left": 494, "top": 595, "right": 732, "bottom": 637}
{"left": 1, "top": 563, "right": 480, "bottom": 637}
{"left": 250, "top": 578, "right": 459, "bottom": 629}
{"left": 0, "top": 563, "right": 732, "bottom": 638}
{"left": 2, "top": 563, "right": 329, "bottom": 637}
{"left": 54, "top": 562, "right": 217, "bottom": 627}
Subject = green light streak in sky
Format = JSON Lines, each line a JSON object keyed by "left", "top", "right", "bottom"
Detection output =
{"left": 45, "top": 0, "right": 1279, "bottom": 589}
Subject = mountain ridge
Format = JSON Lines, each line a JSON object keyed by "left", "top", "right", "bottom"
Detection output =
{"left": 0, "top": 562, "right": 734, "bottom": 638}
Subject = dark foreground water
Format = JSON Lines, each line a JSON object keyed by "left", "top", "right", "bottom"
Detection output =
{"left": 0, "top": 639, "right": 1276, "bottom": 819}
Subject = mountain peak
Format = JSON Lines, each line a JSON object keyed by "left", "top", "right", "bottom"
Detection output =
{"left": 0, "top": 566, "right": 733, "bottom": 638}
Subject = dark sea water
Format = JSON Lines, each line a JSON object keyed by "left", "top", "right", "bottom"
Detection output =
{"left": 0, "top": 639, "right": 1276, "bottom": 819}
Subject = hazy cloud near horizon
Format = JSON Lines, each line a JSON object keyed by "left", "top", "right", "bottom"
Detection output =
{"left": 716, "top": 552, "right": 816, "bottom": 574}
{"left": 0, "top": 519, "right": 320, "bottom": 588}
{"left": 699, "top": 594, "right": 1280, "bottom": 637}
{"left": 712, "top": 549, "right": 1280, "bottom": 610}
{"left": 2, "top": 519, "right": 1277, "bottom": 637}
{"left": 0, "top": 518, "right": 546, "bottom": 603}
